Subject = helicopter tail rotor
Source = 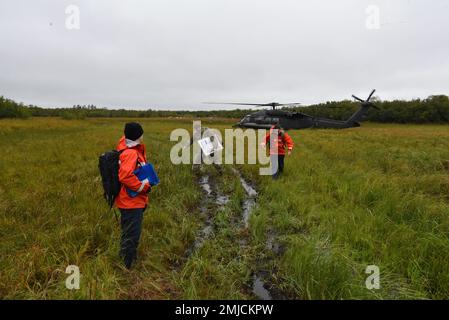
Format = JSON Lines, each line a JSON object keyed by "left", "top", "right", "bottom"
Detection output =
{"left": 367, "top": 89, "right": 376, "bottom": 101}
{"left": 352, "top": 89, "right": 379, "bottom": 109}
{"left": 345, "top": 89, "right": 380, "bottom": 126}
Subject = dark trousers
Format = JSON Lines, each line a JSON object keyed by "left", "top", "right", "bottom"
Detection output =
{"left": 119, "top": 208, "right": 144, "bottom": 269}
{"left": 272, "top": 154, "right": 285, "bottom": 179}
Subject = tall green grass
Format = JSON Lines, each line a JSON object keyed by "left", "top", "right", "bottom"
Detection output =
{"left": 1, "top": 119, "right": 448, "bottom": 299}
{"left": 0, "top": 118, "right": 200, "bottom": 299}
{"left": 248, "top": 124, "right": 449, "bottom": 299}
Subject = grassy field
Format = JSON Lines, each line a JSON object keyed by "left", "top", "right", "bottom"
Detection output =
{"left": 1, "top": 118, "right": 448, "bottom": 299}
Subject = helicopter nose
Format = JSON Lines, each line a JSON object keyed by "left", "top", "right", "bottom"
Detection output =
{"left": 233, "top": 119, "right": 242, "bottom": 127}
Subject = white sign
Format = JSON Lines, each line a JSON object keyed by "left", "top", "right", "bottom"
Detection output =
{"left": 197, "top": 135, "right": 223, "bottom": 156}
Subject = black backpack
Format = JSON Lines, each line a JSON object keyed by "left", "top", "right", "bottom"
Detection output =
{"left": 98, "top": 150, "right": 124, "bottom": 208}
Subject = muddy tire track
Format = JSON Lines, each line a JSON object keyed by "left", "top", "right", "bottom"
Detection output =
{"left": 184, "top": 170, "right": 229, "bottom": 258}
{"left": 232, "top": 168, "right": 286, "bottom": 300}
{"left": 176, "top": 165, "right": 286, "bottom": 300}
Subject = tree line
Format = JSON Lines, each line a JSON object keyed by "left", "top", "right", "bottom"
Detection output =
{"left": 1, "top": 95, "right": 449, "bottom": 123}
{"left": 296, "top": 95, "right": 449, "bottom": 124}
{"left": 0, "top": 96, "right": 32, "bottom": 119}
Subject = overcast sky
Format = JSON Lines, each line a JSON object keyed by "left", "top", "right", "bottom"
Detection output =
{"left": 0, "top": 0, "right": 448, "bottom": 110}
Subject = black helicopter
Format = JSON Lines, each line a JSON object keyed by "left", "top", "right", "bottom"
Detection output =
{"left": 206, "top": 89, "right": 378, "bottom": 130}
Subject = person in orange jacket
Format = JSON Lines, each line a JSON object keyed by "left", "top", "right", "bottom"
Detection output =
{"left": 262, "top": 124, "right": 294, "bottom": 179}
{"left": 115, "top": 122, "right": 151, "bottom": 269}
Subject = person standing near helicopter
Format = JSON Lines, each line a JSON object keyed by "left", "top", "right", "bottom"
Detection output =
{"left": 261, "top": 124, "right": 294, "bottom": 179}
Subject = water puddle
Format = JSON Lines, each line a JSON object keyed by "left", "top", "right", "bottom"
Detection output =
{"left": 239, "top": 176, "right": 258, "bottom": 198}
{"left": 216, "top": 194, "right": 230, "bottom": 206}
{"left": 252, "top": 274, "right": 272, "bottom": 300}
{"left": 242, "top": 199, "right": 256, "bottom": 229}
{"left": 266, "top": 231, "right": 282, "bottom": 255}
{"left": 232, "top": 169, "right": 258, "bottom": 229}
{"left": 199, "top": 175, "right": 212, "bottom": 196}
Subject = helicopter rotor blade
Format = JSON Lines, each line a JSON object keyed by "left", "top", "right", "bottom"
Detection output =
{"left": 352, "top": 95, "right": 365, "bottom": 103}
{"left": 203, "top": 102, "right": 267, "bottom": 106}
{"left": 278, "top": 102, "right": 302, "bottom": 106}
{"left": 367, "top": 89, "right": 376, "bottom": 101}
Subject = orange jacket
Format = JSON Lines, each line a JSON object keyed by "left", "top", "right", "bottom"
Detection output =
{"left": 264, "top": 129, "right": 294, "bottom": 155}
{"left": 114, "top": 136, "right": 150, "bottom": 209}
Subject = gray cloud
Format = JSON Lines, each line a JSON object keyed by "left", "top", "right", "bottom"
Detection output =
{"left": 0, "top": 0, "right": 448, "bottom": 110}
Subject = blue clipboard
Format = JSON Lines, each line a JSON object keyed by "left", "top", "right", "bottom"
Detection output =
{"left": 126, "top": 163, "right": 159, "bottom": 198}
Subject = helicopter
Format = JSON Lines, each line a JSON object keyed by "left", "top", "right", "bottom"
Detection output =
{"left": 206, "top": 89, "right": 378, "bottom": 130}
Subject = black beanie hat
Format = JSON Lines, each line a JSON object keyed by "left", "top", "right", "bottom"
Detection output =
{"left": 124, "top": 122, "right": 144, "bottom": 141}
